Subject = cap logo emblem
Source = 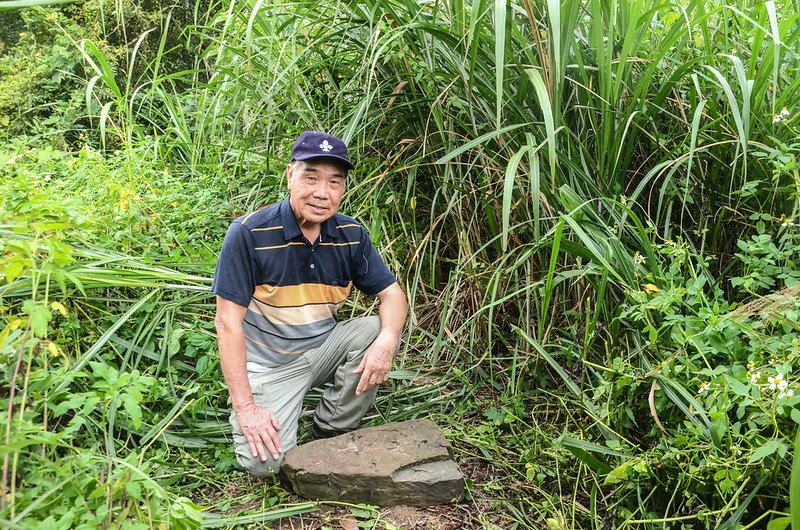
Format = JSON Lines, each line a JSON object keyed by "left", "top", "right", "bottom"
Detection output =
{"left": 319, "top": 140, "right": 333, "bottom": 152}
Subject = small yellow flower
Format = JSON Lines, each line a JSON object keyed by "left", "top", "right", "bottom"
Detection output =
{"left": 50, "top": 301, "right": 68, "bottom": 317}
{"left": 643, "top": 284, "right": 660, "bottom": 295}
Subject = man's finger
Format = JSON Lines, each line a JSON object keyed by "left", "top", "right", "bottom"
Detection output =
{"left": 246, "top": 432, "right": 268, "bottom": 461}
{"left": 261, "top": 432, "right": 281, "bottom": 460}
{"left": 353, "top": 354, "right": 367, "bottom": 374}
{"left": 246, "top": 436, "right": 259, "bottom": 458}
{"left": 270, "top": 414, "right": 281, "bottom": 432}
{"left": 356, "top": 370, "right": 371, "bottom": 395}
{"left": 266, "top": 424, "right": 283, "bottom": 455}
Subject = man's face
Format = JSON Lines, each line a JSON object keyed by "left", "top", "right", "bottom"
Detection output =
{"left": 287, "top": 159, "right": 347, "bottom": 229}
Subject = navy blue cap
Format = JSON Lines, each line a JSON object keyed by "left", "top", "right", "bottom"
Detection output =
{"left": 290, "top": 131, "right": 354, "bottom": 170}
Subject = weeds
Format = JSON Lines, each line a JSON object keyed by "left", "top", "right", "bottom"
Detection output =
{"left": 2, "top": 0, "right": 800, "bottom": 527}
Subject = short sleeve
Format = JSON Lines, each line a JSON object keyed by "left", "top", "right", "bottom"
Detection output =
{"left": 352, "top": 228, "right": 397, "bottom": 295}
{"left": 211, "top": 222, "right": 257, "bottom": 307}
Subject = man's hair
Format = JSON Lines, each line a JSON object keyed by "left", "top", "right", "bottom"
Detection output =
{"left": 289, "top": 158, "right": 349, "bottom": 175}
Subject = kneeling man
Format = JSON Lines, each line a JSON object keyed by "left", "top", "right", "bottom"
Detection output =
{"left": 212, "top": 131, "right": 407, "bottom": 477}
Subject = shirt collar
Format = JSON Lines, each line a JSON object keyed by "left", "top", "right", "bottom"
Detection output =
{"left": 279, "top": 197, "right": 301, "bottom": 241}
{"left": 279, "top": 197, "right": 341, "bottom": 241}
{"left": 323, "top": 216, "right": 339, "bottom": 239}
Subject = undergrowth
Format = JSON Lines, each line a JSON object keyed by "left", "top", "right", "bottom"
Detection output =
{"left": 2, "top": 0, "right": 800, "bottom": 528}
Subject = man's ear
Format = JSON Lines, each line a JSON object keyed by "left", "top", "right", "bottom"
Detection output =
{"left": 286, "top": 163, "right": 294, "bottom": 190}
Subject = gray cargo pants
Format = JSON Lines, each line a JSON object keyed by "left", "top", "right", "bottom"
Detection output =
{"left": 229, "top": 316, "right": 382, "bottom": 477}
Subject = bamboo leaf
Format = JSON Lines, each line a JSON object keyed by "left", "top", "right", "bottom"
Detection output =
{"left": 0, "top": 0, "right": 75, "bottom": 9}
{"left": 434, "top": 123, "right": 530, "bottom": 164}
{"left": 501, "top": 144, "right": 532, "bottom": 251}
{"left": 494, "top": 0, "right": 507, "bottom": 129}
{"left": 791, "top": 427, "right": 800, "bottom": 530}
{"left": 525, "top": 68, "right": 557, "bottom": 186}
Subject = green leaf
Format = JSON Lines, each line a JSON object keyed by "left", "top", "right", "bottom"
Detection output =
{"left": 749, "top": 439, "right": 786, "bottom": 464}
{"left": 791, "top": 428, "right": 800, "bottom": 530}
{"left": 4, "top": 260, "right": 25, "bottom": 284}
{"left": 51, "top": 393, "right": 88, "bottom": 416}
{"left": 168, "top": 328, "right": 185, "bottom": 356}
{"left": 561, "top": 443, "right": 612, "bottom": 474}
{"left": 435, "top": 123, "right": 530, "bottom": 164}
{"left": 122, "top": 392, "right": 143, "bottom": 429}
{"left": 604, "top": 461, "right": 632, "bottom": 485}
{"left": 494, "top": 0, "right": 507, "bottom": 129}
{"left": 125, "top": 480, "right": 142, "bottom": 500}
{"left": 501, "top": 144, "right": 533, "bottom": 252}
{"left": 0, "top": 0, "right": 75, "bottom": 10}
{"left": 526, "top": 68, "right": 557, "bottom": 187}
{"left": 724, "top": 373, "right": 751, "bottom": 397}
{"left": 22, "top": 299, "right": 52, "bottom": 338}
{"left": 766, "top": 516, "right": 790, "bottom": 530}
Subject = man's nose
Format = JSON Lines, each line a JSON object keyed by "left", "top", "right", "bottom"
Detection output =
{"left": 312, "top": 182, "right": 330, "bottom": 198}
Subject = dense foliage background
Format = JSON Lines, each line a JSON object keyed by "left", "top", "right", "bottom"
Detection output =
{"left": 1, "top": 0, "right": 800, "bottom": 528}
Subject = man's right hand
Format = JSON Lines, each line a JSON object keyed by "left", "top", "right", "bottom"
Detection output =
{"left": 235, "top": 402, "right": 282, "bottom": 461}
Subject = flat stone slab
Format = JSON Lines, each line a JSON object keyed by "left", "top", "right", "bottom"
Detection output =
{"left": 283, "top": 419, "right": 464, "bottom": 507}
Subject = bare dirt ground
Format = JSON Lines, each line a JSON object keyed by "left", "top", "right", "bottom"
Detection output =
{"left": 201, "top": 455, "right": 515, "bottom": 529}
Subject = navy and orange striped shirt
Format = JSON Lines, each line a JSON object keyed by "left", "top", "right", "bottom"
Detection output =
{"left": 212, "top": 198, "right": 396, "bottom": 369}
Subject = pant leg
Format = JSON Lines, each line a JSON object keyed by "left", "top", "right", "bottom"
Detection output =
{"left": 303, "top": 316, "right": 384, "bottom": 433}
{"left": 228, "top": 359, "right": 312, "bottom": 477}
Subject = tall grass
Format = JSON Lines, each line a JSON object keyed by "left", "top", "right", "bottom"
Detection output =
{"left": 160, "top": 0, "right": 799, "bottom": 524}
{"left": 3, "top": 0, "right": 800, "bottom": 526}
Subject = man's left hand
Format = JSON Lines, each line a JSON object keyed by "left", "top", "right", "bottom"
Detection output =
{"left": 353, "top": 331, "right": 398, "bottom": 396}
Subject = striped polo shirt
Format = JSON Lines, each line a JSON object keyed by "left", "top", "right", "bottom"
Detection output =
{"left": 212, "top": 198, "right": 396, "bottom": 369}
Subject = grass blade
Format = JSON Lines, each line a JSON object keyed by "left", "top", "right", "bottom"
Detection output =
{"left": 494, "top": 0, "right": 507, "bottom": 129}
{"left": 526, "top": 68, "right": 557, "bottom": 187}
{"left": 792, "top": 428, "right": 800, "bottom": 530}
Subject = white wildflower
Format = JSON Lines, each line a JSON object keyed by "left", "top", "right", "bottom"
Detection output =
{"left": 698, "top": 381, "right": 710, "bottom": 394}
{"left": 750, "top": 371, "right": 761, "bottom": 384}
{"left": 768, "top": 373, "right": 785, "bottom": 390}
{"left": 779, "top": 388, "right": 795, "bottom": 399}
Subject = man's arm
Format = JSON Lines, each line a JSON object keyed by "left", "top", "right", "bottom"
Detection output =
{"left": 215, "top": 296, "right": 282, "bottom": 461}
{"left": 353, "top": 282, "right": 408, "bottom": 395}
